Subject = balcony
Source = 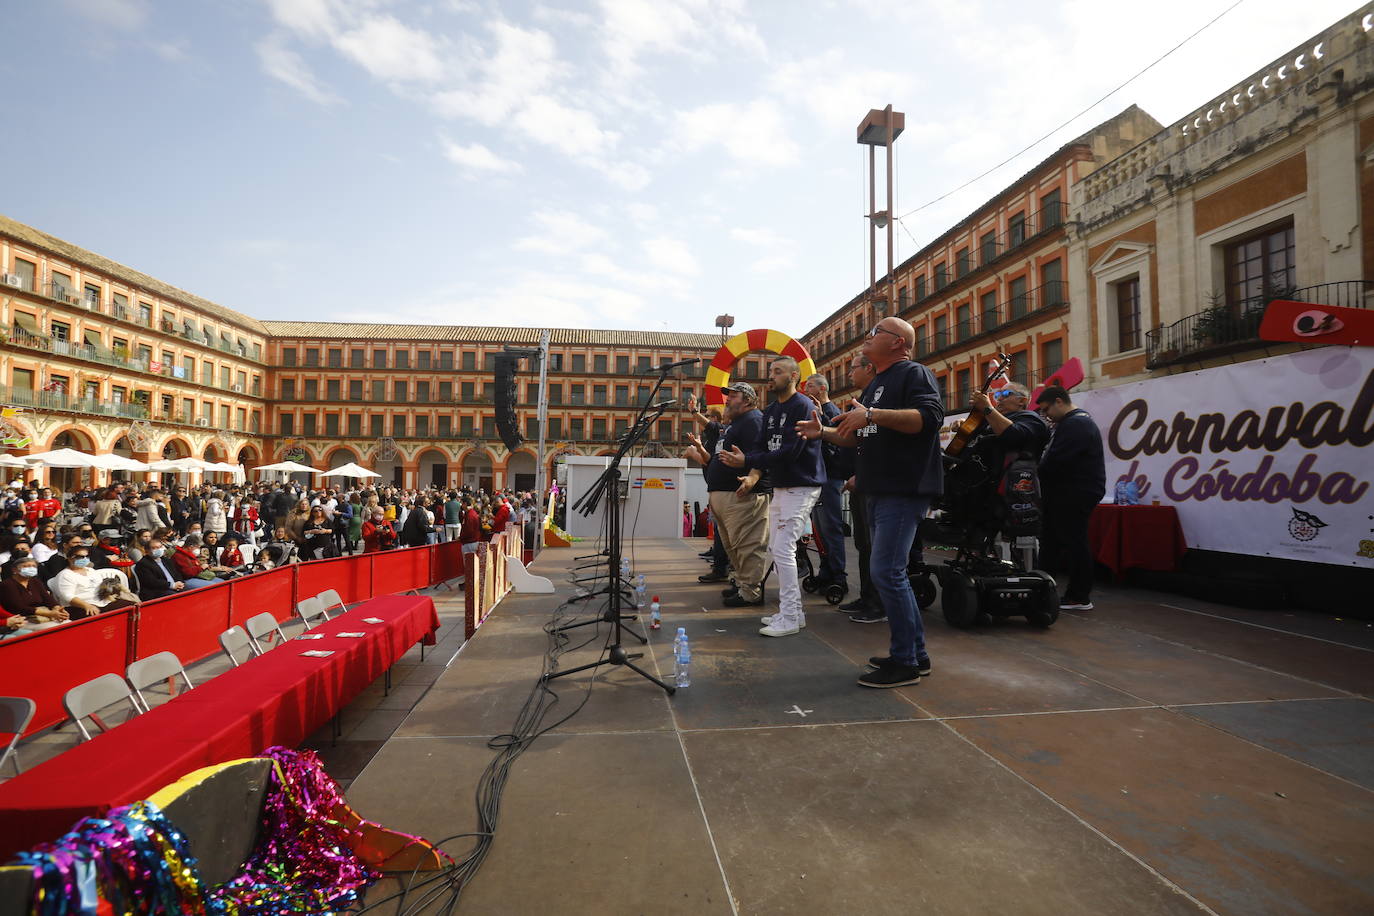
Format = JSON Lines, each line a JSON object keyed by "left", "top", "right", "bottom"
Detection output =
{"left": 1145, "top": 281, "right": 1372, "bottom": 370}
{"left": 914, "top": 202, "right": 1069, "bottom": 305}
{"left": 0, "top": 384, "right": 150, "bottom": 420}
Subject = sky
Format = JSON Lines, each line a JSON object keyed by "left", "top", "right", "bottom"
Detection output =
{"left": 2, "top": 0, "right": 1364, "bottom": 339}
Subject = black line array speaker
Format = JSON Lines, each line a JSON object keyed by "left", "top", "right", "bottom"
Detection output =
{"left": 494, "top": 353, "right": 523, "bottom": 452}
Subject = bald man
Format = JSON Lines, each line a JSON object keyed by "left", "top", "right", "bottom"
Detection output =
{"left": 799, "top": 316, "right": 944, "bottom": 688}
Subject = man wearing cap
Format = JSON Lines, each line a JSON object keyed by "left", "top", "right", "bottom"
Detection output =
{"left": 686, "top": 381, "right": 770, "bottom": 607}
{"left": 721, "top": 356, "right": 825, "bottom": 636}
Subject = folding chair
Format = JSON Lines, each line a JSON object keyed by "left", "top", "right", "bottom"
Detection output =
{"left": 0, "top": 696, "right": 36, "bottom": 775}
{"left": 63, "top": 673, "right": 141, "bottom": 741}
{"left": 125, "top": 651, "right": 194, "bottom": 713}
{"left": 315, "top": 588, "right": 345, "bottom": 617}
{"left": 219, "top": 625, "right": 253, "bottom": 667}
{"left": 244, "top": 612, "right": 287, "bottom": 654}
{"left": 294, "top": 596, "right": 329, "bottom": 631}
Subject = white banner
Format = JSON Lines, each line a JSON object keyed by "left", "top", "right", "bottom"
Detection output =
{"left": 1073, "top": 347, "right": 1374, "bottom": 569}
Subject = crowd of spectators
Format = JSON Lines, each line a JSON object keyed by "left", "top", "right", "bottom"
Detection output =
{"left": 0, "top": 477, "right": 541, "bottom": 639}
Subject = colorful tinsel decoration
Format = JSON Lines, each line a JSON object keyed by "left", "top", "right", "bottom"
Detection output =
{"left": 16, "top": 747, "right": 382, "bottom": 915}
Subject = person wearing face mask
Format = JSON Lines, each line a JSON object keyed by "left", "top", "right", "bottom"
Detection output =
{"left": 30, "top": 527, "right": 61, "bottom": 564}
{"left": 24, "top": 487, "right": 60, "bottom": 531}
{"left": 125, "top": 529, "right": 154, "bottom": 564}
{"left": 0, "top": 537, "right": 32, "bottom": 573}
{"left": 0, "top": 555, "right": 70, "bottom": 632}
{"left": 0, "top": 518, "right": 29, "bottom": 556}
{"left": 135, "top": 538, "right": 210, "bottom": 599}
{"left": 51, "top": 548, "right": 137, "bottom": 618}
{"left": 39, "top": 534, "right": 85, "bottom": 582}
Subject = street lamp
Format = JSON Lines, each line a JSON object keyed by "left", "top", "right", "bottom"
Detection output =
{"left": 857, "top": 106, "right": 905, "bottom": 313}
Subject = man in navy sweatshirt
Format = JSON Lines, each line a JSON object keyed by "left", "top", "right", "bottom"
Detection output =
{"left": 1034, "top": 386, "right": 1106, "bottom": 610}
{"left": 722, "top": 356, "right": 825, "bottom": 636}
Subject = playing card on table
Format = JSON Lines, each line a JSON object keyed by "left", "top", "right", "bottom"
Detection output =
{"left": 335, "top": 632, "right": 367, "bottom": 638}
{"left": 300, "top": 649, "right": 335, "bottom": 658}
{"left": 362, "top": 617, "right": 385, "bottom": 624}
{"left": 296, "top": 633, "right": 324, "bottom": 640}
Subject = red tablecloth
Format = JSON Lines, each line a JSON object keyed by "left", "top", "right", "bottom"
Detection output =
{"left": 1088, "top": 504, "right": 1187, "bottom": 577}
{"left": 0, "top": 594, "right": 440, "bottom": 861}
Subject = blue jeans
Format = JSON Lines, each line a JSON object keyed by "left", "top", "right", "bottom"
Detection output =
{"left": 867, "top": 494, "right": 931, "bottom": 666}
{"left": 812, "top": 477, "right": 847, "bottom": 582}
{"left": 181, "top": 577, "right": 214, "bottom": 590}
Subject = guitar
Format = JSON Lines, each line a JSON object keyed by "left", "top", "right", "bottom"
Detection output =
{"left": 943, "top": 352, "right": 1012, "bottom": 458}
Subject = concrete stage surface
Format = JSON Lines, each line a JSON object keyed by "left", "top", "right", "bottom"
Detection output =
{"left": 345, "top": 537, "right": 1374, "bottom": 916}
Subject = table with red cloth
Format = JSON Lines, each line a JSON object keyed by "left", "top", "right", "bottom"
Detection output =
{"left": 1088, "top": 504, "right": 1188, "bottom": 578}
{"left": 0, "top": 594, "right": 439, "bottom": 861}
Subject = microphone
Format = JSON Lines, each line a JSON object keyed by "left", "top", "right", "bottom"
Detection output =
{"left": 650, "top": 399, "right": 679, "bottom": 410}
{"left": 643, "top": 358, "right": 702, "bottom": 373}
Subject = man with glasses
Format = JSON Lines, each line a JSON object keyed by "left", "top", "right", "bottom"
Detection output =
{"left": 800, "top": 318, "right": 944, "bottom": 687}
{"left": 968, "top": 382, "right": 1050, "bottom": 467}
{"left": 1034, "top": 386, "right": 1105, "bottom": 611}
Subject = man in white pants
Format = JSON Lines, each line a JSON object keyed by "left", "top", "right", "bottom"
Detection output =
{"left": 720, "top": 356, "right": 825, "bottom": 637}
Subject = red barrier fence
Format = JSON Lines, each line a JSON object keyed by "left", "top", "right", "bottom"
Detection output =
{"left": 1, "top": 529, "right": 528, "bottom": 737}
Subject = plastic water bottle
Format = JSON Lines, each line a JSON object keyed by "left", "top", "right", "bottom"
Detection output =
{"left": 674, "top": 626, "right": 686, "bottom": 655}
{"left": 635, "top": 574, "right": 647, "bottom": 608}
{"left": 674, "top": 630, "right": 691, "bottom": 688}
{"left": 619, "top": 557, "right": 630, "bottom": 579}
{"left": 649, "top": 596, "right": 661, "bottom": 630}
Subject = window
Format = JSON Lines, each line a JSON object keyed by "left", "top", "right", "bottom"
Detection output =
{"left": 461, "top": 351, "right": 475, "bottom": 370}
{"left": 251, "top": 411, "right": 261, "bottom": 432}
{"left": 571, "top": 384, "right": 585, "bottom": 405}
{"left": 898, "top": 287, "right": 910, "bottom": 310}
{"left": 1116, "top": 278, "right": 1141, "bottom": 352}
{"left": 1009, "top": 212, "right": 1026, "bottom": 247}
{"left": 13, "top": 258, "right": 35, "bottom": 290}
{"left": 570, "top": 418, "right": 584, "bottom": 439}
{"left": 83, "top": 283, "right": 100, "bottom": 306}
{"left": 1039, "top": 188, "right": 1062, "bottom": 229}
{"left": 417, "top": 350, "right": 431, "bottom": 369}
{"left": 305, "top": 348, "right": 320, "bottom": 366}
{"left": 1009, "top": 276, "right": 1029, "bottom": 319}
{"left": 525, "top": 417, "right": 539, "bottom": 439}
{"left": 548, "top": 417, "right": 562, "bottom": 438}
{"left": 439, "top": 381, "right": 453, "bottom": 401}
{"left": 615, "top": 355, "right": 630, "bottom": 374}
{"left": 439, "top": 351, "right": 453, "bottom": 370}
{"left": 483, "top": 353, "right": 497, "bottom": 371}
{"left": 956, "top": 247, "right": 971, "bottom": 278}
{"left": 980, "top": 230, "right": 997, "bottom": 266}
{"left": 593, "top": 385, "right": 607, "bottom": 405}
{"left": 593, "top": 354, "right": 607, "bottom": 373}
{"left": 303, "top": 414, "right": 317, "bottom": 436}
{"left": 915, "top": 275, "right": 927, "bottom": 300}
{"left": 253, "top": 343, "right": 262, "bottom": 361}
{"left": 372, "top": 380, "right": 385, "bottom": 401}
{"left": 252, "top": 376, "right": 262, "bottom": 396}
{"left": 50, "top": 271, "right": 72, "bottom": 298}
{"left": 614, "top": 419, "right": 629, "bottom": 438}
{"left": 615, "top": 385, "right": 629, "bottom": 406}
{"left": 1040, "top": 258, "right": 1064, "bottom": 307}
{"left": 592, "top": 418, "right": 607, "bottom": 439}
{"left": 657, "top": 420, "right": 673, "bottom": 441}
{"left": 914, "top": 324, "right": 927, "bottom": 356}
{"left": 438, "top": 416, "right": 452, "bottom": 437}
{"left": 572, "top": 354, "right": 586, "bottom": 372}
{"left": 394, "top": 381, "right": 408, "bottom": 401}
{"left": 417, "top": 381, "right": 430, "bottom": 402}
{"left": 1041, "top": 338, "right": 1064, "bottom": 375}
{"left": 183, "top": 397, "right": 194, "bottom": 418}
{"left": 934, "top": 315, "right": 948, "bottom": 349}
{"left": 481, "top": 417, "right": 495, "bottom": 438}
{"left": 325, "top": 414, "right": 339, "bottom": 436}
{"left": 51, "top": 320, "right": 70, "bottom": 341}
{"left": 956, "top": 303, "right": 971, "bottom": 341}
{"left": 548, "top": 384, "right": 562, "bottom": 404}
{"left": 980, "top": 290, "right": 998, "bottom": 331}
{"left": 459, "top": 416, "right": 474, "bottom": 437}
{"left": 370, "top": 415, "right": 385, "bottom": 437}
{"left": 347, "top": 415, "right": 362, "bottom": 436}
{"left": 182, "top": 356, "right": 195, "bottom": 383}
{"left": 395, "top": 350, "right": 410, "bottom": 369}
{"left": 327, "top": 348, "right": 342, "bottom": 367}
{"left": 1225, "top": 220, "right": 1296, "bottom": 309}
{"left": 525, "top": 382, "right": 539, "bottom": 404}
{"left": 392, "top": 415, "right": 406, "bottom": 437}
{"left": 349, "top": 380, "right": 363, "bottom": 400}
{"left": 548, "top": 353, "right": 563, "bottom": 371}
{"left": 221, "top": 366, "right": 232, "bottom": 388}
{"left": 280, "top": 414, "right": 295, "bottom": 435}
{"left": 415, "top": 416, "right": 429, "bottom": 437}
{"left": 934, "top": 263, "right": 948, "bottom": 289}
{"left": 350, "top": 349, "right": 365, "bottom": 368}
{"left": 303, "top": 379, "right": 318, "bottom": 400}
{"left": 282, "top": 347, "right": 297, "bottom": 366}
{"left": 373, "top": 349, "right": 387, "bottom": 368}
{"left": 955, "top": 368, "right": 971, "bottom": 407}
{"left": 482, "top": 382, "right": 494, "bottom": 401}
{"left": 326, "top": 380, "right": 340, "bottom": 400}
{"left": 636, "top": 356, "right": 651, "bottom": 373}
{"left": 461, "top": 381, "right": 474, "bottom": 401}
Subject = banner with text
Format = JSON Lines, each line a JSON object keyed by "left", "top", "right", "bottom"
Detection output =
{"left": 1073, "top": 347, "right": 1374, "bottom": 569}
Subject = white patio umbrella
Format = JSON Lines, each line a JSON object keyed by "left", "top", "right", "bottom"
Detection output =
{"left": 252, "top": 460, "right": 322, "bottom": 475}
{"left": 21, "top": 448, "right": 99, "bottom": 468}
{"left": 205, "top": 461, "right": 246, "bottom": 483}
{"left": 88, "top": 453, "right": 151, "bottom": 471}
{"left": 148, "top": 457, "right": 214, "bottom": 473}
{"left": 321, "top": 462, "right": 382, "bottom": 478}
{"left": 0, "top": 454, "right": 30, "bottom": 468}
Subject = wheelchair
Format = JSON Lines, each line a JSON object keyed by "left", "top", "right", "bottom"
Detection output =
{"left": 919, "top": 433, "right": 1058, "bottom": 629}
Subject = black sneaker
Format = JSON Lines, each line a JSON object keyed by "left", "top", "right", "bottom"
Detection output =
{"left": 839, "top": 598, "right": 868, "bottom": 613}
{"left": 849, "top": 608, "right": 887, "bottom": 624}
{"left": 858, "top": 664, "right": 922, "bottom": 688}
{"left": 698, "top": 550, "right": 713, "bottom": 558}
{"left": 721, "top": 586, "right": 739, "bottom": 599}
{"left": 698, "top": 570, "right": 730, "bottom": 583}
{"left": 867, "top": 656, "right": 931, "bottom": 677}
{"left": 722, "top": 591, "right": 765, "bottom": 608}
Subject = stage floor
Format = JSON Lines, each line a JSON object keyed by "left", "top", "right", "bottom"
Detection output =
{"left": 346, "top": 537, "right": 1374, "bottom": 915}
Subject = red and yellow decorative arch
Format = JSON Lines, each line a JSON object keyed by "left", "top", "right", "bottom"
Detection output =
{"left": 704, "top": 329, "right": 816, "bottom": 407}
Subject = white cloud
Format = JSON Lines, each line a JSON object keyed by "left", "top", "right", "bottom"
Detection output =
{"left": 333, "top": 15, "right": 447, "bottom": 83}
{"left": 256, "top": 34, "right": 342, "bottom": 105}
{"left": 643, "top": 237, "right": 699, "bottom": 276}
{"left": 769, "top": 50, "right": 918, "bottom": 132}
{"left": 263, "top": 0, "right": 340, "bottom": 40}
{"left": 440, "top": 138, "right": 521, "bottom": 175}
{"left": 515, "top": 210, "right": 609, "bottom": 256}
{"left": 61, "top": 0, "right": 149, "bottom": 30}
{"left": 515, "top": 95, "right": 619, "bottom": 158}
{"left": 674, "top": 99, "right": 799, "bottom": 167}
{"left": 150, "top": 39, "right": 190, "bottom": 63}
{"left": 730, "top": 227, "right": 796, "bottom": 273}
{"left": 598, "top": 0, "right": 766, "bottom": 78}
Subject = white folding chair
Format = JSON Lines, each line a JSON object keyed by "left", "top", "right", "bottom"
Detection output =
{"left": 0, "top": 697, "right": 36, "bottom": 774}
{"left": 63, "top": 673, "right": 141, "bottom": 741}
{"left": 125, "top": 651, "right": 194, "bottom": 713}
{"left": 294, "top": 596, "right": 328, "bottom": 631}
{"left": 219, "top": 625, "right": 253, "bottom": 667}
{"left": 244, "top": 612, "right": 287, "bottom": 654}
{"left": 315, "top": 589, "right": 344, "bottom": 618}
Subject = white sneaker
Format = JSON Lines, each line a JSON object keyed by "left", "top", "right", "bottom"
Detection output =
{"left": 759, "top": 622, "right": 801, "bottom": 637}
{"left": 1059, "top": 601, "right": 1094, "bottom": 610}
{"left": 760, "top": 614, "right": 806, "bottom": 628}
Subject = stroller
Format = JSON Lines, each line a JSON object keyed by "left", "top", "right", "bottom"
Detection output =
{"left": 919, "top": 428, "right": 1058, "bottom": 629}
